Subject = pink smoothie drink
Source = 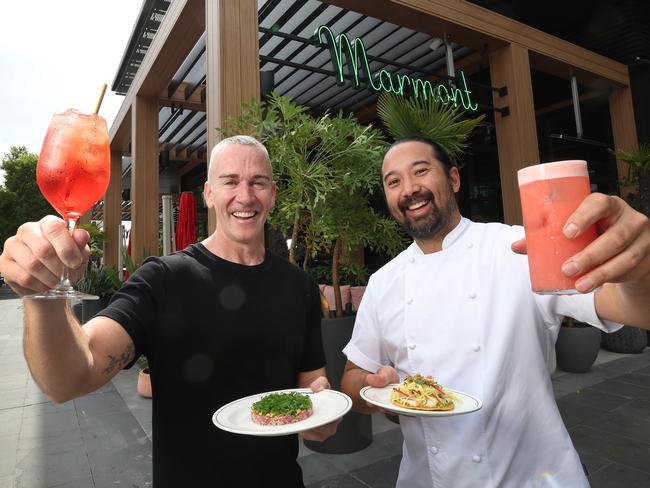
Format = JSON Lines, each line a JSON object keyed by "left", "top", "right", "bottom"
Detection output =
{"left": 518, "top": 160, "right": 597, "bottom": 294}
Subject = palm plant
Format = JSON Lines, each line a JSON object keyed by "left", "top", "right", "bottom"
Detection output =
{"left": 376, "top": 92, "right": 484, "bottom": 161}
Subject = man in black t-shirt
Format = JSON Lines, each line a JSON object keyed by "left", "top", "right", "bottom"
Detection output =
{"left": 0, "top": 136, "right": 337, "bottom": 487}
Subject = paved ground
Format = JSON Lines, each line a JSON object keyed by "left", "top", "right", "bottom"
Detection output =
{"left": 1, "top": 291, "right": 650, "bottom": 487}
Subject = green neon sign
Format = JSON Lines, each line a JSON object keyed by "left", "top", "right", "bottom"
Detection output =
{"left": 315, "top": 25, "right": 478, "bottom": 112}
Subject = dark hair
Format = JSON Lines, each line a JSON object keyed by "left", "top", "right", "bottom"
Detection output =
{"left": 384, "top": 137, "right": 456, "bottom": 175}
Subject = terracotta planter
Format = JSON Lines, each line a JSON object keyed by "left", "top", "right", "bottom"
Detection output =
{"left": 137, "top": 368, "right": 152, "bottom": 398}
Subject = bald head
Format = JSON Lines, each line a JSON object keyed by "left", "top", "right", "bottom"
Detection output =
{"left": 208, "top": 135, "right": 272, "bottom": 182}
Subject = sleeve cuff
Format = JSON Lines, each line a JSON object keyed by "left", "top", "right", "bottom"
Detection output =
{"left": 342, "top": 342, "right": 384, "bottom": 373}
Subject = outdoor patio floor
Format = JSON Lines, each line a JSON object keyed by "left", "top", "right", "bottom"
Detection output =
{"left": 1, "top": 290, "right": 649, "bottom": 488}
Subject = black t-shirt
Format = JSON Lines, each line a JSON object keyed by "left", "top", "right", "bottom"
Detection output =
{"left": 98, "top": 244, "right": 325, "bottom": 487}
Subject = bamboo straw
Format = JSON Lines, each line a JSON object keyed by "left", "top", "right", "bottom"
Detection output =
{"left": 93, "top": 84, "right": 108, "bottom": 115}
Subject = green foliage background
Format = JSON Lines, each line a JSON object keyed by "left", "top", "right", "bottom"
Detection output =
{"left": 0, "top": 146, "right": 55, "bottom": 252}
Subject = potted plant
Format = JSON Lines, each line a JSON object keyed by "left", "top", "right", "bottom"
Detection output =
{"left": 136, "top": 356, "right": 152, "bottom": 398}
{"left": 601, "top": 144, "right": 650, "bottom": 352}
{"left": 75, "top": 261, "right": 120, "bottom": 323}
{"left": 555, "top": 317, "right": 601, "bottom": 373}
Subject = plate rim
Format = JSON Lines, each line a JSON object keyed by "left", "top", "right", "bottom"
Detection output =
{"left": 359, "top": 383, "right": 482, "bottom": 417}
{"left": 212, "top": 387, "right": 352, "bottom": 436}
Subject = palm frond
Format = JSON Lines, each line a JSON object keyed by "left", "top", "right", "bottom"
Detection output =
{"left": 377, "top": 92, "right": 484, "bottom": 161}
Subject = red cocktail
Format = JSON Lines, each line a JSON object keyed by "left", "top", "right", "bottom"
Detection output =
{"left": 30, "top": 109, "right": 110, "bottom": 299}
{"left": 518, "top": 160, "right": 597, "bottom": 294}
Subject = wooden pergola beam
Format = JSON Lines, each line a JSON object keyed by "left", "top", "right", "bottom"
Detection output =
{"left": 322, "top": 0, "right": 629, "bottom": 86}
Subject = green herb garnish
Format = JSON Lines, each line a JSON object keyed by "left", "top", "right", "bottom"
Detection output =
{"left": 251, "top": 392, "right": 312, "bottom": 416}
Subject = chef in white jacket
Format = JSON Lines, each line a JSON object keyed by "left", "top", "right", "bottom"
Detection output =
{"left": 341, "top": 137, "right": 650, "bottom": 488}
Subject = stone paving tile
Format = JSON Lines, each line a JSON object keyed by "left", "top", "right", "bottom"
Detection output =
{"left": 307, "top": 473, "right": 370, "bottom": 488}
{"left": 612, "top": 372, "right": 650, "bottom": 389}
{"left": 555, "top": 396, "right": 609, "bottom": 429}
{"left": 14, "top": 443, "right": 92, "bottom": 488}
{"left": 588, "top": 378, "right": 650, "bottom": 402}
{"left": 569, "top": 424, "right": 650, "bottom": 475}
{"left": 0, "top": 476, "right": 13, "bottom": 488}
{"left": 74, "top": 389, "right": 130, "bottom": 420}
{"left": 582, "top": 406, "right": 650, "bottom": 444}
{"left": 588, "top": 461, "right": 650, "bottom": 488}
{"left": 578, "top": 451, "right": 611, "bottom": 478}
{"left": 0, "top": 435, "right": 18, "bottom": 478}
{"left": 0, "top": 408, "right": 23, "bottom": 437}
{"left": 347, "top": 454, "right": 401, "bottom": 488}
{"left": 559, "top": 387, "right": 633, "bottom": 412}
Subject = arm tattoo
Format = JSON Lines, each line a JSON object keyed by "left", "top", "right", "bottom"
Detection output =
{"left": 103, "top": 343, "right": 136, "bottom": 375}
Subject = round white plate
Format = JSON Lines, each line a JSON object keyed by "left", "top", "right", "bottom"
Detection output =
{"left": 212, "top": 388, "right": 352, "bottom": 436}
{"left": 360, "top": 384, "right": 482, "bottom": 417}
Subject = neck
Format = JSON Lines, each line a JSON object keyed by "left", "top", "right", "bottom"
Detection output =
{"left": 414, "top": 212, "right": 462, "bottom": 254}
{"left": 201, "top": 233, "right": 266, "bottom": 265}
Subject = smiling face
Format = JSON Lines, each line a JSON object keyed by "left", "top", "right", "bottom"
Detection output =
{"left": 203, "top": 142, "right": 276, "bottom": 249}
{"left": 382, "top": 140, "right": 461, "bottom": 251}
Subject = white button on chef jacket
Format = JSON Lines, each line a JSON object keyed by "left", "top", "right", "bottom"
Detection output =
{"left": 344, "top": 218, "right": 621, "bottom": 488}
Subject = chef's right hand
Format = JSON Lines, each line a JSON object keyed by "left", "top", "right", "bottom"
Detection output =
{"left": 0, "top": 216, "right": 90, "bottom": 296}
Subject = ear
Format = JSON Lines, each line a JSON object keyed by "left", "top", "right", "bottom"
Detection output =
{"left": 203, "top": 181, "right": 214, "bottom": 209}
{"left": 449, "top": 167, "right": 461, "bottom": 193}
{"left": 270, "top": 180, "right": 277, "bottom": 209}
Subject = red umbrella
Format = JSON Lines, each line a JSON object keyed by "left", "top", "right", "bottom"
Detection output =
{"left": 175, "top": 192, "right": 197, "bottom": 251}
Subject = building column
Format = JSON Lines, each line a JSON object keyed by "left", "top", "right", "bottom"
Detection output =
{"left": 489, "top": 43, "right": 540, "bottom": 225}
{"left": 609, "top": 84, "right": 638, "bottom": 198}
{"left": 205, "top": 0, "right": 260, "bottom": 234}
{"left": 103, "top": 150, "right": 123, "bottom": 268}
{"left": 131, "top": 96, "right": 160, "bottom": 263}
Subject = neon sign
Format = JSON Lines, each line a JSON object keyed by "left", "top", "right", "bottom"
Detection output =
{"left": 315, "top": 25, "right": 478, "bottom": 112}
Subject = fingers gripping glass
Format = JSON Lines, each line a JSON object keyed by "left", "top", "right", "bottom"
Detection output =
{"left": 25, "top": 109, "right": 110, "bottom": 300}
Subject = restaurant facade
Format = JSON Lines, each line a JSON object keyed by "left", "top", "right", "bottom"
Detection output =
{"left": 102, "top": 0, "right": 646, "bottom": 268}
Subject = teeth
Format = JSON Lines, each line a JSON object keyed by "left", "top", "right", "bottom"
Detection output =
{"left": 408, "top": 200, "right": 428, "bottom": 210}
{"left": 233, "top": 211, "right": 255, "bottom": 218}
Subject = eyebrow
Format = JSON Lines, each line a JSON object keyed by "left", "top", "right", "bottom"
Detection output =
{"left": 382, "top": 160, "right": 430, "bottom": 183}
{"left": 218, "top": 174, "right": 271, "bottom": 182}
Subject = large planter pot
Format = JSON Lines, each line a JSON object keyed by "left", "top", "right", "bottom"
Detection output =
{"left": 556, "top": 325, "right": 601, "bottom": 373}
{"left": 304, "top": 315, "right": 373, "bottom": 454}
{"left": 601, "top": 326, "right": 648, "bottom": 354}
{"left": 81, "top": 297, "right": 110, "bottom": 324}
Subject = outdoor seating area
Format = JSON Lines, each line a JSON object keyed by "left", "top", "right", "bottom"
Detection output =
{"left": 1, "top": 293, "right": 650, "bottom": 488}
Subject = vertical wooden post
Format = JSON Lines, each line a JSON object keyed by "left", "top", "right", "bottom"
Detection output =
{"left": 489, "top": 43, "right": 540, "bottom": 225}
{"left": 103, "top": 151, "right": 123, "bottom": 267}
{"left": 131, "top": 96, "right": 160, "bottom": 263}
{"left": 205, "top": 0, "right": 260, "bottom": 235}
{"left": 609, "top": 84, "right": 638, "bottom": 198}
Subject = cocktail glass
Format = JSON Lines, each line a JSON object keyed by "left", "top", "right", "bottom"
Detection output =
{"left": 517, "top": 160, "right": 597, "bottom": 294}
{"left": 26, "top": 109, "right": 111, "bottom": 299}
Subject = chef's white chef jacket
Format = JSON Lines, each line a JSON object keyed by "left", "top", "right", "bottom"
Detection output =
{"left": 343, "top": 218, "right": 621, "bottom": 488}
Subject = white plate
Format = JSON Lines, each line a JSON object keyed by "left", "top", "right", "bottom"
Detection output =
{"left": 212, "top": 388, "right": 352, "bottom": 436}
{"left": 360, "top": 384, "right": 482, "bottom": 417}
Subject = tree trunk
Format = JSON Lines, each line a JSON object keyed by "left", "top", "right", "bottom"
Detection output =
{"left": 332, "top": 239, "right": 343, "bottom": 317}
{"left": 288, "top": 209, "right": 300, "bottom": 265}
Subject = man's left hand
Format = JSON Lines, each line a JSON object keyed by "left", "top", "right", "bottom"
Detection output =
{"left": 299, "top": 376, "right": 340, "bottom": 442}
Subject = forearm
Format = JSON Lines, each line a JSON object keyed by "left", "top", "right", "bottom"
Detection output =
{"left": 341, "top": 364, "right": 374, "bottom": 414}
{"left": 23, "top": 300, "right": 94, "bottom": 403}
{"left": 597, "top": 274, "right": 650, "bottom": 329}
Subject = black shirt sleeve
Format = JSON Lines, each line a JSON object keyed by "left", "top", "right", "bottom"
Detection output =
{"left": 97, "top": 256, "right": 167, "bottom": 363}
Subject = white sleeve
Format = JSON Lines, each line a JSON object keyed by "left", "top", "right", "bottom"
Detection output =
{"left": 342, "top": 276, "right": 389, "bottom": 373}
{"left": 534, "top": 291, "right": 623, "bottom": 333}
